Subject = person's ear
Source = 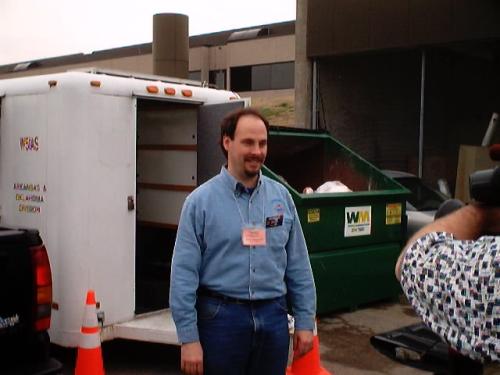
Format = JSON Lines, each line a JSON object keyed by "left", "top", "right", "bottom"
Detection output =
{"left": 223, "top": 136, "right": 231, "bottom": 152}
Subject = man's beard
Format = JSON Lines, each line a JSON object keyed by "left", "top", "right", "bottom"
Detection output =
{"left": 244, "top": 169, "right": 260, "bottom": 178}
{"left": 244, "top": 156, "right": 265, "bottom": 178}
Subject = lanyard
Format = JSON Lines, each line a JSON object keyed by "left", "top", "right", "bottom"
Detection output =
{"left": 233, "top": 183, "right": 266, "bottom": 226}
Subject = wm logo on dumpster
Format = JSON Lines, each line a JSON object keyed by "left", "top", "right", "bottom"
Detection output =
{"left": 344, "top": 206, "right": 371, "bottom": 237}
{"left": 346, "top": 211, "right": 370, "bottom": 224}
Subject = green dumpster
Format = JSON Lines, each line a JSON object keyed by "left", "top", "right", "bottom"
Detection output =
{"left": 263, "top": 127, "right": 409, "bottom": 314}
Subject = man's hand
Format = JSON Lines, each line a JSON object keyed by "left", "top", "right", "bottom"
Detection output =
{"left": 293, "top": 329, "right": 314, "bottom": 358}
{"left": 181, "top": 341, "right": 203, "bottom": 375}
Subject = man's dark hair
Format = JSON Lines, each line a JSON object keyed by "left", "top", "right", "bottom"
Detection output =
{"left": 219, "top": 107, "right": 270, "bottom": 158}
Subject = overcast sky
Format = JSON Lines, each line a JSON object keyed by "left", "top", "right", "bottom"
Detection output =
{"left": 0, "top": 0, "right": 296, "bottom": 66}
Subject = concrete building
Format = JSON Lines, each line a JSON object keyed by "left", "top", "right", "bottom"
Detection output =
{"left": 0, "top": 20, "right": 296, "bottom": 126}
{"left": 296, "top": 0, "right": 500, "bottom": 190}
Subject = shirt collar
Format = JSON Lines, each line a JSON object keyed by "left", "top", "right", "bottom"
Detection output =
{"left": 220, "top": 166, "right": 263, "bottom": 195}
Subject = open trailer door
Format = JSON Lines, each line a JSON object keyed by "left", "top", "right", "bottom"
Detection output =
{"left": 197, "top": 101, "right": 245, "bottom": 184}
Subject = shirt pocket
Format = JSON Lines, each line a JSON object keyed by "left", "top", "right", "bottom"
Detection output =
{"left": 267, "top": 217, "right": 292, "bottom": 248}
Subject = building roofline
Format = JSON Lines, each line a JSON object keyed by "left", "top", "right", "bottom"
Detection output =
{"left": 0, "top": 20, "right": 295, "bottom": 74}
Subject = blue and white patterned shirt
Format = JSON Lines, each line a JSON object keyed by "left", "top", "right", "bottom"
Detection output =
{"left": 400, "top": 232, "right": 500, "bottom": 362}
{"left": 170, "top": 167, "right": 316, "bottom": 343}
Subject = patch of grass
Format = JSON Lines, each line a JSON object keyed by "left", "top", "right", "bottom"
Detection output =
{"left": 253, "top": 98, "right": 295, "bottom": 125}
{"left": 259, "top": 103, "right": 293, "bottom": 119}
{"left": 260, "top": 107, "right": 276, "bottom": 118}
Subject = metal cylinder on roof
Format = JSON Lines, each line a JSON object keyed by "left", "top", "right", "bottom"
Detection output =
{"left": 152, "top": 13, "right": 189, "bottom": 78}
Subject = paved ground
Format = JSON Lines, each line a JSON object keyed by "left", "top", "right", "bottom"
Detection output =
{"left": 317, "top": 301, "right": 429, "bottom": 374}
{"left": 53, "top": 300, "right": 432, "bottom": 374}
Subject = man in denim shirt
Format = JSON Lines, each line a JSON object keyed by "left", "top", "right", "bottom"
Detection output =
{"left": 170, "top": 108, "right": 316, "bottom": 375}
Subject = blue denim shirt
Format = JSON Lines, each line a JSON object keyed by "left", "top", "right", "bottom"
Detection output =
{"left": 170, "top": 167, "right": 316, "bottom": 343}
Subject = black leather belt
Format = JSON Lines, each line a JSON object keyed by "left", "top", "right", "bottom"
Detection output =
{"left": 197, "top": 288, "right": 281, "bottom": 305}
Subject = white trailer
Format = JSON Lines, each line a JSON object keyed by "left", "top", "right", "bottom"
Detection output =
{"left": 0, "top": 69, "right": 244, "bottom": 347}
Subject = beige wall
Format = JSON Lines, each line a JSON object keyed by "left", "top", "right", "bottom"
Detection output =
{"left": 226, "top": 35, "right": 294, "bottom": 67}
{"left": 189, "top": 47, "right": 210, "bottom": 82}
{"left": 207, "top": 45, "right": 227, "bottom": 70}
{"left": 0, "top": 54, "right": 153, "bottom": 80}
{"left": 188, "top": 35, "right": 295, "bottom": 92}
{"left": 189, "top": 35, "right": 295, "bottom": 71}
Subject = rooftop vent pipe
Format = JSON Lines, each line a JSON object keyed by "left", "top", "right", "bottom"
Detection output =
{"left": 153, "top": 13, "right": 189, "bottom": 78}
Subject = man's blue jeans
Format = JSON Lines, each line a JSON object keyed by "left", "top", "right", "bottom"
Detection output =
{"left": 197, "top": 294, "right": 290, "bottom": 375}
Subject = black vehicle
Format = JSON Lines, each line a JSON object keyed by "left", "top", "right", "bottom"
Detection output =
{"left": 0, "top": 227, "right": 62, "bottom": 374}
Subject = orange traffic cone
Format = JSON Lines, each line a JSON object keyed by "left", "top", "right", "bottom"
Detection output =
{"left": 287, "top": 322, "right": 331, "bottom": 375}
{"left": 75, "top": 290, "right": 105, "bottom": 375}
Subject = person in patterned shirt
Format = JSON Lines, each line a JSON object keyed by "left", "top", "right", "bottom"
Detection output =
{"left": 395, "top": 204, "right": 500, "bottom": 369}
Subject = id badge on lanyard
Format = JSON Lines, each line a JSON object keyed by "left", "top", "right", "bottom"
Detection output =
{"left": 242, "top": 224, "right": 266, "bottom": 247}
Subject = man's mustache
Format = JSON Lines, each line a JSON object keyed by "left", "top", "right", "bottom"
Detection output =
{"left": 244, "top": 156, "right": 265, "bottom": 163}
